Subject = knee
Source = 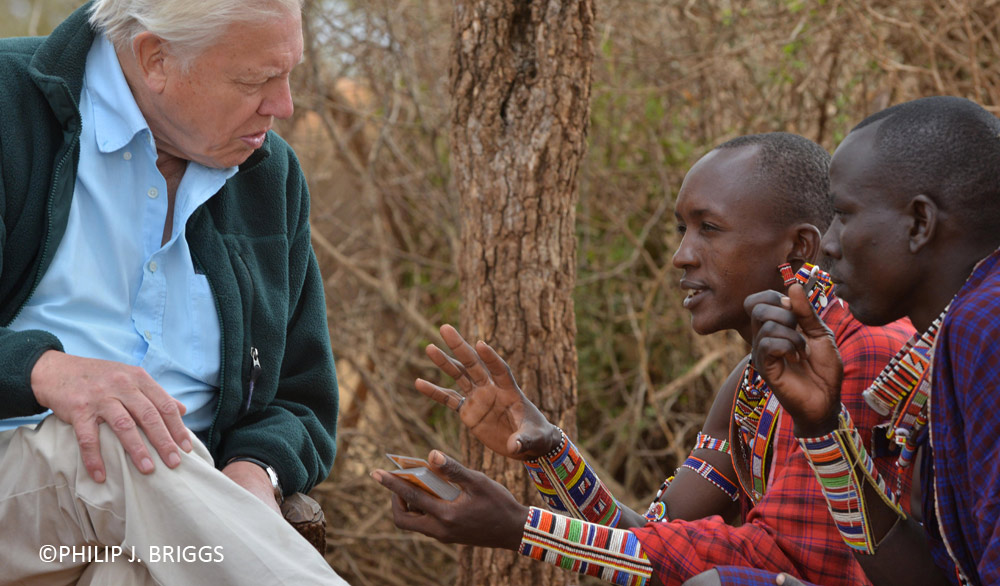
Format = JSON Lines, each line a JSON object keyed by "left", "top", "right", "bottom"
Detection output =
{"left": 682, "top": 569, "right": 722, "bottom": 586}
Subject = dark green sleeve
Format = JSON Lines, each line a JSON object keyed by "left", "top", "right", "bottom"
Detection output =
{"left": 215, "top": 153, "right": 338, "bottom": 494}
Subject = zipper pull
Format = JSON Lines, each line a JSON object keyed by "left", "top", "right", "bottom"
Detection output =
{"left": 242, "top": 346, "right": 261, "bottom": 414}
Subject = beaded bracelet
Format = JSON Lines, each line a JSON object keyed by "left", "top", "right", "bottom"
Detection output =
{"left": 796, "top": 405, "right": 905, "bottom": 554}
{"left": 524, "top": 430, "right": 622, "bottom": 527}
{"left": 694, "top": 432, "right": 731, "bottom": 454}
{"left": 519, "top": 506, "right": 652, "bottom": 585}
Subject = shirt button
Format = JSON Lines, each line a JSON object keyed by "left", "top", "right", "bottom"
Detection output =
{"left": 123, "top": 151, "right": 132, "bottom": 161}
{"left": 144, "top": 330, "right": 152, "bottom": 341}
{"left": 148, "top": 261, "right": 158, "bottom": 273}
{"left": 147, "top": 187, "right": 159, "bottom": 199}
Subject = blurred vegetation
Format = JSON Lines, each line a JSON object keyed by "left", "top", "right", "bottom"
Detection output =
{"left": 6, "top": 0, "right": 1000, "bottom": 583}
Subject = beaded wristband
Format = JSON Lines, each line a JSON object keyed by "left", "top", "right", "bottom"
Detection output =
{"left": 519, "top": 506, "right": 652, "bottom": 586}
{"left": 694, "top": 432, "right": 731, "bottom": 454}
{"left": 524, "top": 432, "right": 622, "bottom": 527}
{"left": 797, "top": 406, "right": 905, "bottom": 554}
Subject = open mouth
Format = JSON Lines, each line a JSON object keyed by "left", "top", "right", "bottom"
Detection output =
{"left": 680, "top": 280, "right": 708, "bottom": 309}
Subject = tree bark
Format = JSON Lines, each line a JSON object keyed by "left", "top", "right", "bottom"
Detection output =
{"left": 450, "top": 0, "right": 595, "bottom": 584}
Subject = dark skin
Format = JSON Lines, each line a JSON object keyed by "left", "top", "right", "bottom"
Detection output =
{"left": 372, "top": 143, "right": 825, "bottom": 581}
{"left": 745, "top": 120, "right": 996, "bottom": 586}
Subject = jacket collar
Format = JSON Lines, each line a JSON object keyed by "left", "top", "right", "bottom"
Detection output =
{"left": 28, "top": 2, "right": 96, "bottom": 131}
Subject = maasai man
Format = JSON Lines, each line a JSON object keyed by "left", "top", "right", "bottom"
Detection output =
{"left": 373, "top": 132, "right": 914, "bottom": 586}
{"left": 744, "top": 96, "right": 1000, "bottom": 586}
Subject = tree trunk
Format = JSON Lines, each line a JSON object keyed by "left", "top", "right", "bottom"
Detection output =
{"left": 450, "top": 1, "right": 595, "bottom": 585}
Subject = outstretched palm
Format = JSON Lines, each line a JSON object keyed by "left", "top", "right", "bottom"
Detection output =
{"left": 415, "top": 325, "right": 559, "bottom": 460}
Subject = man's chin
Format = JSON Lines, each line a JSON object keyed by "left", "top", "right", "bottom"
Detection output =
{"left": 689, "top": 315, "right": 723, "bottom": 336}
{"left": 844, "top": 302, "right": 897, "bottom": 328}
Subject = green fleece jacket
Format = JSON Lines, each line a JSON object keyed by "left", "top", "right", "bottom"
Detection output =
{"left": 0, "top": 4, "right": 338, "bottom": 494}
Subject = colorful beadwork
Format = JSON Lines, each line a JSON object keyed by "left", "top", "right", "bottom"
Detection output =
{"left": 643, "top": 499, "right": 667, "bottom": 523}
{"left": 524, "top": 434, "right": 622, "bottom": 527}
{"left": 797, "top": 407, "right": 905, "bottom": 554}
{"left": 520, "top": 507, "right": 652, "bottom": 585}
{"left": 863, "top": 313, "right": 942, "bottom": 416}
{"left": 862, "top": 309, "right": 947, "bottom": 470}
{"left": 779, "top": 262, "right": 796, "bottom": 286}
{"left": 694, "top": 432, "right": 731, "bottom": 454}
{"left": 682, "top": 456, "right": 740, "bottom": 501}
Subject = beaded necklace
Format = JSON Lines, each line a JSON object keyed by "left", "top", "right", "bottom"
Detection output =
{"left": 733, "top": 263, "right": 834, "bottom": 503}
{"left": 862, "top": 308, "right": 947, "bottom": 470}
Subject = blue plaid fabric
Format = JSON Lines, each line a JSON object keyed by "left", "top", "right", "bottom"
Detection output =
{"left": 710, "top": 567, "right": 819, "bottom": 586}
{"left": 926, "top": 247, "right": 1000, "bottom": 586}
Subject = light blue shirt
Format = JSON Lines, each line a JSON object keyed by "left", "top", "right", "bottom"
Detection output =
{"left": 1, "top": 36, "right": 234, "bottom": 432}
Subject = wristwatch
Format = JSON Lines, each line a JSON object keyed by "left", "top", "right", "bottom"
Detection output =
{"left": 229, "top": 456, "right": 284, "bottom": 505}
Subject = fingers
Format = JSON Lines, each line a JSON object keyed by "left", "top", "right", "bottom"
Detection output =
{"left": 73, "top": 419, "right": 107, "bottom": 483}
{"left": 415, "top": 378, "right": 465, "bottom": 411}
{"left": 425, "top": 345, "right": 473, "bottom": 392}
{"left": 754, "top": 331, "right": 808, "bottom": 365}
{"left": 743, "top": 289, "right": 788, "bottom": 317}
{"left": 426, "top": 450, "right": 473, "bottom": 485}
{"left": 75, "top": 391, "right": 184, "bottom": 483}
{"left": 105, "top": 402, "right": 158, "bottom": 474}
{"left": 744, "top": 289, "right": 791, "bottom": 342}
{"left": 372, "top": 468, "right": 446, "bottom": 532}
{"left": 785, "top": 283, "right": 827, "bottom": 336}
{"left": 116, "top": 377, "right": 187, "bottom": 471}
{"left": 439, "top": 325, "right": 491, "bottom": 386}
{"left": 474, "top": 341, "right": 518, "bottom": 390}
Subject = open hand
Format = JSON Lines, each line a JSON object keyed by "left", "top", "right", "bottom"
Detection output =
{"left": 372, "top": 450, "right": 529, "bottom": 550}
{"left": 744, "top": 284, "right": 844, "bottom": 437}
{"left": 415, "top": 325, "right": 561, "bottom": 460}
{"left": 30, "top": 351, "right": 192, "bottom": 483}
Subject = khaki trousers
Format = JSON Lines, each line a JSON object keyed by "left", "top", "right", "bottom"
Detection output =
{"left": 0, "top": 416, "right": 350, "bottom": 585}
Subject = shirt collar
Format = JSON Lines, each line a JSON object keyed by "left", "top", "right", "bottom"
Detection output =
{"left": 85, "top": 35, "right": 151, "bottom": 154}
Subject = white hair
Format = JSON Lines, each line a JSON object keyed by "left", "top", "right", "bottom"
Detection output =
{"left": 88, "top": 0, "right": 302, "bottom": 59}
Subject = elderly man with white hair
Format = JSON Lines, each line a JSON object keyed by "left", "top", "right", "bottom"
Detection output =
{"left": 0, "top": 0, "right": 347, "bottom": 583}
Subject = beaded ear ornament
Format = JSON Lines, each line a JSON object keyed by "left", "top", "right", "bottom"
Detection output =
{"left": 778, "top": 262, "right": 831, "bottom": 308}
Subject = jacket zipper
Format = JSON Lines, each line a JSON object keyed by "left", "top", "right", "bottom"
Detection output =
{"left": 241, "top": 346, "right": 261, "bottom": 416}
{"left": 6, "top": 123, "right": 80, "bottom": 327}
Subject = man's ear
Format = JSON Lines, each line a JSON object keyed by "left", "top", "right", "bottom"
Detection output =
{"left": 908, "top": 194, "right": 937, "bottom": 253}
{"left": 131, "top": 32, "right": 170, "bottom": 93}
{"left": 786, "top": 222, "right": 822, "bottom": 264}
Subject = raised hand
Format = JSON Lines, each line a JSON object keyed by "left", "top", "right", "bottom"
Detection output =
{"left": 30, "top": 350, "right": 192, "bottom": 483}
{"left": 415, "top": 324, "right": 561, "bottom": 460}
{"left": 744, "top": 284, "right": 844, "bottom": 437}
{"left": 372, "top": 450, "right": 529, "bottom": 550}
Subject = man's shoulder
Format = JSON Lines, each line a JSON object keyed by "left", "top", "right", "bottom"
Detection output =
{"left": 0, "top": 36, "right": 45, "bottom": 60}
{"left": 950, "top": 249, "right": 1000, "bottom": 326}
{"left": 0, "top": 36, "right": 43, "bottom": 90}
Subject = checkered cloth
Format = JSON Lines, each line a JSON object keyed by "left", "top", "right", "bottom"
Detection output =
{"left": 924, "top": 248, "right": 1000, "bottom": 585}
{"left": 711, "top": 566, "right": 820, "bottom": 586}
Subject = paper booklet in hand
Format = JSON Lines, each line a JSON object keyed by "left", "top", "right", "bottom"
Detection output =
{"left": 386, "top": 453, "right": 461, "bottom": 501}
